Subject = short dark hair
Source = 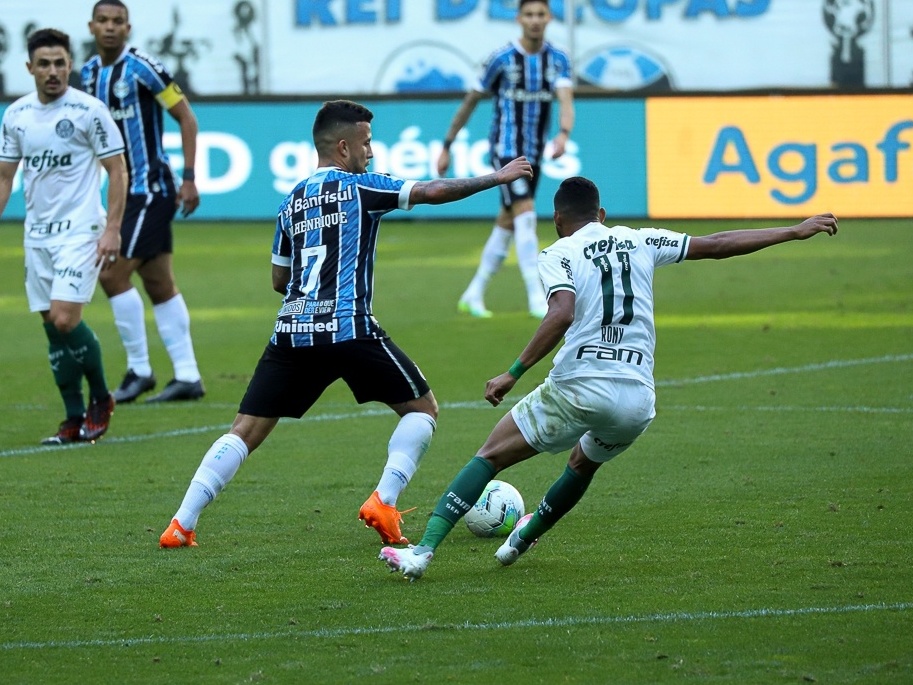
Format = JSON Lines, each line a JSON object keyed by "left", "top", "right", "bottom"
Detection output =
{"left": 92, "top": 0, "right": 129, "bottom": 19}
{"left": 313, "top": 100, "right": 374, "bottom": 150}
{"left": 554, "top": 176, "right": 600, "bottom": 220}
{"left": 519, "top": 0, "right": 550, "bottom": 8}
{"left": 26, "top": 28, "right": 70, "bottom": 60}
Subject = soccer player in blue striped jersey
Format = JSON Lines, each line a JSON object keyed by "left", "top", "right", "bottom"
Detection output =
{"left": 82, "top": 0, "right": 204, "bottom": 404}
{"left": 159, "top": 100, "right": 533, "bottom": 550}
{"left": 438, "top": 0, "right": 575, "bottom": 320}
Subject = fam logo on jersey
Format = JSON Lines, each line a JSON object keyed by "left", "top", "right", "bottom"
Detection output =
{"left": 55, "top": 119, "right": 75, "bottom": 139}
{"left": 113, "top": 78, "right": 130, "bottom": 99}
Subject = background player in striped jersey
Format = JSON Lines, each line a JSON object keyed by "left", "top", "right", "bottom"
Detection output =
{"left": 82, "top": 0, "right": 204, "bottom": 404}
{"left": 437, "top": 0, "right": 575, "bottom": 320}
{"left": 159, "top": 100, "right": 533, "bottom": 549}
{"left": 379, "top": 177, "right": 838, "bottom": 580}
{"left": 0, "top": 28, "right": 126, "bottom": 444}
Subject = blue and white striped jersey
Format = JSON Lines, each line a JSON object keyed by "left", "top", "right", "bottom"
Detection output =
{"left": 475, "top": 40, "right": 572, "bottom": 164}
{"left": 270, "top": 167, "right": 416, "bottom": 347}
{"left": 81, "top": 46, "right": 184, "bottom": 195}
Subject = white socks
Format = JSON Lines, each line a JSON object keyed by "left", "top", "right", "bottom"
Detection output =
{"left": 513, "top": 210, "right": 547, "bottom": 311}
{"left": 174, "top": 433, "right": 249, "bottom": 530}
{"left": 461, "top": 225, "right": 512, "bottom": 305}
{"left": 375, "top": 412, "right": 437, "bottom": 506}
{"left": 153, "top": 294, "right": 201, "bottom": 382}
{"left": 109, "top": 287, "right": 152, "bottom": 377}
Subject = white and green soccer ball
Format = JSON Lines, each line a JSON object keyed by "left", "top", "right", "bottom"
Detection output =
{"left": 464, "top": 480, "right": 525, "bottom": 538}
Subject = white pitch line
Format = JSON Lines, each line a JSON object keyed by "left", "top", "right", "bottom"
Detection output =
{"left": 2, "top": 601, "right": 910, "bottom": 652}
{"left": 3, "top": 353, "right": 910, "bottom": 459}
{"left": 655, "top": 353, "right": 913, "bottom": 387}
{"left": 666, "top": 404, "right": 913, "bottom": 414}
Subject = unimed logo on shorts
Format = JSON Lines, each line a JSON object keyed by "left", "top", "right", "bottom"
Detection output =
{"left": 647, "top": 94, "right": 913, "bottom": 218}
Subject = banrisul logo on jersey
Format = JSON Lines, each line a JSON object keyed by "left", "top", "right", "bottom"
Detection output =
{"left": 23, "top": 149, "right": 73, "bottom": 172}
{"left": 647, "top": 94, "right": 913, "bottom": 218}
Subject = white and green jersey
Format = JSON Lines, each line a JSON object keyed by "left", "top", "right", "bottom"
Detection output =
{"left": 0, "top": 87, "right": 124, "bottom": 247}
{"left": 538, "top": 221, "right": 690, "bottom": 390}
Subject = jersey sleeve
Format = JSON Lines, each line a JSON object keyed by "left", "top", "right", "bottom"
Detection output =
{"left": 552, "top": 47, "right": 573, "bottom": 90}
{"left": 271, "top": 204, "right": 293, "bottom": 267}
{"left": 476, "top": 49, "right": 504, "bottom": 93}
{"left": 131, "top": 48, "right": 185, "bottom": 109}
{"left": 0, "top": 113, "right": 22, "bottom": 162}
{"left": 538, "top": 243, "right": 576, "bottom": 299}
{"left": 638, "top": 228, "right": 690, "bottom": 267}
{"left": 88, "top": 102, "right": 126, "bottom": 159}
{"left": 356, "top": 173, "right": 412, "bottom": 213}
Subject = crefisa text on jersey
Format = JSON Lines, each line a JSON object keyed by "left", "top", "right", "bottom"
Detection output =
{"left": 582, "top": 236, "right": 637, "bottom": 259}
{"left": 23, "top": 150, "right": 73, "bottom": 172}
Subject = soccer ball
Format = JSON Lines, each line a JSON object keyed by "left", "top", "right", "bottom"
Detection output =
{"left": 464, "top": 480, "right": 525, "bottom": 538}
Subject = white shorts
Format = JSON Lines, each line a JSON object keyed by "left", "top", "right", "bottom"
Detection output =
{"left": 24, "top": 239, "right": 101, "bottom": 312}
{"left": 510, "top": 375, "right": 656, "bottom": 462}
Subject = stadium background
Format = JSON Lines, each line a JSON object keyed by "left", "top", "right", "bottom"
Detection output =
{"left": 1, "top": 0, "right": 911, "bottom": 219}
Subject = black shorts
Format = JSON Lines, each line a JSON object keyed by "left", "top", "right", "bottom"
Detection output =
{"left": 120, "top": 186, "right": 178, "bottom": 260}
{"left": 238, "top": 337, "right": 432, "bottom": 419}
{"left": 491, "top": 154, "right": 542, "bottom": 209}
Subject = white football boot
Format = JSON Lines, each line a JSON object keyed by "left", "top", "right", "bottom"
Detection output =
{"left": 379, "top": 545, "right": 434, "bottom": 581}
{"left": 495, "top": 513, "right": 538, "bottom": 566}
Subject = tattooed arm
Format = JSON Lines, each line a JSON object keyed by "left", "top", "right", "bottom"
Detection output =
{"left": 409, "top": 156, "right": 532, "bottom": 206}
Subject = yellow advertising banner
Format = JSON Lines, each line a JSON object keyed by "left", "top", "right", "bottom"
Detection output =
{"left": 647, "top": 95, "right": 913, "bottom": 218}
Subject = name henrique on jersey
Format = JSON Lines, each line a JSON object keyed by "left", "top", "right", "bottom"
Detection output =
{"left": 476, "top": 40, "right": 572, "bottom": 165}
{"left": 82, "top": 46, "right": 184, "bottom": 195}
{"left": 0, "top": 87, "right": 125, "bottom": 247}
{"left": 270, "top": 167, "right": 416, "bottom": 347}
{"left": 538, "top": 222, "right": 691, "bottom": 390}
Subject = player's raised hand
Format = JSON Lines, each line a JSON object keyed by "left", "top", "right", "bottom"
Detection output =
{"left": 796, "top": 213, "right": 838, "bottom": 238}
{"left": 496, "top": 156, "right": 533, "bottom": 184}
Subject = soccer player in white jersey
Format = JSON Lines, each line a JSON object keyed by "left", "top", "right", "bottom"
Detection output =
{"left": 379, "top": 176, "right": 838, "bottom": 580}
{"left": 0, "top": 28, "right": 127, "bottom": 444}
{"left": 158, "top": 100, "right": 533, "bottom": 549}
{"left": 438, "top": 0, "right": 574, "bottom": 320}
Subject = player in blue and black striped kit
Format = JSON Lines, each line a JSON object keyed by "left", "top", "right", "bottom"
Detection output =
{"left": 438, "top": 0, "right": 575, "bottom": 320}
{"left": 82, "top": 0, "right": 204, "bottom": 404}
{"left": 160, "top": 100, "right": 533, "bottom": 550}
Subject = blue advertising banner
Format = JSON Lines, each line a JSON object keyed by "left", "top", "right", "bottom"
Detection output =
{"left": 0, "top": 98, "right": 648, "bottom": 222}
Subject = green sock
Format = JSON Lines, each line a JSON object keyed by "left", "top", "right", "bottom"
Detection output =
{"left": 44, "top": 322, "right": 85, "bottom": 418}
{"left": 63, "top": 321, "right": 109, "bottom": 400}
{"left": 522, "top": 466, "right": 594, "bottom": 542}
{"left": 418, "top": 456, "right": 496, "bottom": 550}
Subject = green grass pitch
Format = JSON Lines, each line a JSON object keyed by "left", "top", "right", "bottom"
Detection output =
{"left": 1, "top": 217, "right": 911, "bottom": 684}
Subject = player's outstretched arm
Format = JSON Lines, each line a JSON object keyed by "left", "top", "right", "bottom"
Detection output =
{"left": 411, "top": 156, "right": 533, "bottom": 206}
{"left": 686, "top": 213, "right": 838, "bottom": 261}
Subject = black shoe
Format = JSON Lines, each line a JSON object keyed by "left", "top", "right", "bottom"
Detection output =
{"left": 41, "top": 416, "right": 84, "bottom": 445}
{"left": 145, "top": 379, "right": 205, "bottom": 402}
{"left": 79, "top": 394, "right": 115, "bottom": 442}
{"left": 112, "top": 370, "right": 156, "bottom": 403}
